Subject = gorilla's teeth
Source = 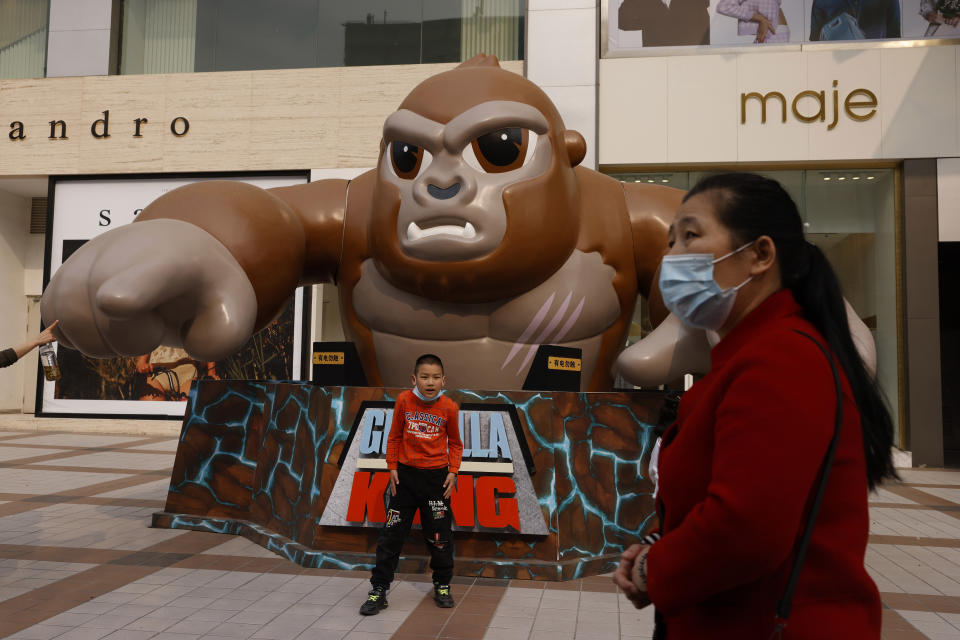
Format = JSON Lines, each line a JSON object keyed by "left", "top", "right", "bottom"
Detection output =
{"left": 407, "top": 222, "right": 422, "bottom": 240}
{"left": 406, "top": 220, "right": 476, "bottom": 240}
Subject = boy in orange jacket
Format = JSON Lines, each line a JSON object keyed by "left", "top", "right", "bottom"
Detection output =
{"left": 360, "top": 354, "right": 463, "bottom": 615}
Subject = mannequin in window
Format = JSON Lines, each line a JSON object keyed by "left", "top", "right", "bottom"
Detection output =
{"left": 809, "top": 0, "right": 901, "bottom": 39}
{"left": 716, "top": 0, "right": 790, "bottom": 42}
{"left": 618, "top": 0, "right": 711, "bottom": 46}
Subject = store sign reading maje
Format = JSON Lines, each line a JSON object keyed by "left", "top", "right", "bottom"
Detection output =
{"left": 7, "top": 110, "right": 190, "bottom": 141}
{"left": 740, "top": 81, "right": 877, "bottom": 130}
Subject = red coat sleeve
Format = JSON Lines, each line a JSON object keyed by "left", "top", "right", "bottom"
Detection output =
{"left": 646, "top": 334, "right": 839, "bottom": 615}
{"left": 446, "top": 401, "right": 462, "bottom": 473}
{"left": 385, "top": 395, "right": 405, "bottom": 471}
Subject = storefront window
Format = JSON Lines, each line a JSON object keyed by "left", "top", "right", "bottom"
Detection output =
{"left": 605, "top": 0, "right": 949, "bottom": 55}
{"left": 612, "top": 168, "right": 902, "bottom": 436}
{"left": 0, "top": 0, "right": 48, "bottom": 79}
{"left": 119, "top": 0, "right": 525, "bottom": 75}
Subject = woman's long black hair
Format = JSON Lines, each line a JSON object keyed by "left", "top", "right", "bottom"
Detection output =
{"left": 685, "top": 172, "right": 897, "bottom": 490}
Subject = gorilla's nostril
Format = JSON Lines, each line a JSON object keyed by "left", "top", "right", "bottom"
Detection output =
{"left": 427, "top": 183, "right": 461, "bottom": 200}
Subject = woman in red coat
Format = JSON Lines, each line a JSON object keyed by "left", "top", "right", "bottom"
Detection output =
{"left": 613, "top": 173, "right": 897, "bottom": 639}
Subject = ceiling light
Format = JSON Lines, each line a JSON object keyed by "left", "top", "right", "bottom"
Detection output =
{"left": 823, "top": 176, "right": 831, "bottom": 181}
{"left": 852, "top": 176, "right": 860, "bottom": 180}
{"left": 838, "top": 176, "right": 846, "bottom": 181}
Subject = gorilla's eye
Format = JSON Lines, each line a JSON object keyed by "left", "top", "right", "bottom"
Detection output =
{"left": 465, "top": 128, "right": 536, "bottom": 174}
{"left": 390, "top": 141, "right": 431, "bottom": 180}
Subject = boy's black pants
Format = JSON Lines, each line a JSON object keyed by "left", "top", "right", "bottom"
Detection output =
{"left": 371, "top": 463, "right": 454, "bottom": 589}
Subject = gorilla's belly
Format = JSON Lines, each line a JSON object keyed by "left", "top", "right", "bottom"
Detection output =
{"left": 352, "top": 251, "right": 621, "bottom": 390}
{"left": 370, "top": 333, "right": 606, "bottom": 391}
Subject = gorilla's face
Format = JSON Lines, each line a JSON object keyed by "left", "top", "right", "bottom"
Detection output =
{"left": 379, "top": 101, "right": 553, "bottom": 262}
{"left": 367, "top": 63, "right": 583, "bottom": 304}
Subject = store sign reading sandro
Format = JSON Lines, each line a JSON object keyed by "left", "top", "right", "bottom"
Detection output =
{"left": 741, "top": 81, "right": 878, "bottom": 130}
{"left": 7, "top": 110, "right": 190, "bottom": 141}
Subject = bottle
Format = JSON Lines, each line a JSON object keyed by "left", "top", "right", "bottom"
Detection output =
{"left": 39, "top": 343, "right": 61, "bottom": 381}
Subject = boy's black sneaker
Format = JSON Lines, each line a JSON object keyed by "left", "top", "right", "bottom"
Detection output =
{"left": 359, "top": 586, "right": 388, "bottom": 615}
{"left": 433, "top": 583, "right": 454, "bottom": 608}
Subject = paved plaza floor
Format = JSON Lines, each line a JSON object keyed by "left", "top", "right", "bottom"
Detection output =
{"left": 0, "top": 429, "right": 957, "bottom": 639}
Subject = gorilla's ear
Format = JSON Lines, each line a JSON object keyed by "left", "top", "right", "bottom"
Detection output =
{"left": 564, "top": 130, "right": 587, "bottom": 167}
{"left": 458, "top": 53, "right": 501, "bottom": 68}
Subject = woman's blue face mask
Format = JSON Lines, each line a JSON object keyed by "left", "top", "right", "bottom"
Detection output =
{"left": 658, "top": 241, "right": 755, "bottom": 331}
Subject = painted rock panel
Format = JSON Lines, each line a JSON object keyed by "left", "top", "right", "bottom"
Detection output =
{"left": 156, "top": 380, "right": 664, "bottom": 579}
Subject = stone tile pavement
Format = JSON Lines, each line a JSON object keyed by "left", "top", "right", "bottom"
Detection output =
{"left": 0, "top": 430, "right": 957, "bottom": 639}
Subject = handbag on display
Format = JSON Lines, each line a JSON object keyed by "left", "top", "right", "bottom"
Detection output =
{"left": 820, "top": 11, "right": 865, "bottom": 39}
{"left": 924, "top": 0, "right": 960, "bottom": 36}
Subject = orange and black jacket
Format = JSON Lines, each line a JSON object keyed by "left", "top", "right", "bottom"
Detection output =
{"left": 386, "top": 390, "right": 462, "bottom": 473}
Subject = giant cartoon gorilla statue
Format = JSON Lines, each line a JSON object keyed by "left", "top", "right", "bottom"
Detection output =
{"left": 40, "top": 55, "right": 875, "bottom": 390}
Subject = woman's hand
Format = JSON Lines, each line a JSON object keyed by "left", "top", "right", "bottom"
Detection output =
{"left": 13, "top": 320, "right": 61, "bottom": 359}
{"left": 35, "top": 320, "right": 60, "bottom": 346}
{"left": 755, "top": 15, "right": 775, "bottom": 43}
{"left": 613, "top": 544, "right": 651, "bottom": 609}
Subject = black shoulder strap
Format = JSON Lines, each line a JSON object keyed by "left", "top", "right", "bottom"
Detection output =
{"left": 770, "top": 330, "right": 844, "bottom": 639}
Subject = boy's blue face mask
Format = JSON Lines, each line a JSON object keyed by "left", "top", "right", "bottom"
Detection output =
{"left": 413, "top": 386, "right": 444, "bottom": 403}
{"left": 658, "top": 241, "right": 755, "bottom": 331}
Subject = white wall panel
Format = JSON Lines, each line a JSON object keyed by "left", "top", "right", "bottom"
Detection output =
{"left": 666, "top": 55, "right": 738, "bottom": 163}
{"left": 881, "top": 47, "right": 958, "bottom": 160}
{"left": 956, "top": 46, "right": 960, "bottom": 158}
{"left": 528, "top": 2, "right": 599, "bottom": 169}
{"left": 45, "top": 28, "right": 111, "bottom": 77}
{"left": 527, "top": 8, "right": 597, "bottom": 87}
{"left": 48, "top": 0, "right": 112, "bottom": 31}
{"left": 528, "top": 0, "right": 596, "bottom": 8}
{"left": 598, "top": 57, "right": 667, "bottom": 165}
{"left": 0, "top": 189, "right": 28, "bottom": 411}
{"left": 938, "top": 158, "right": 960, "bottom": 242}
{"left": 46, "top": 0, "right": 113, "bottom": 78}
{"left": 24, "top": 235, "right": 44, "bottom": 297}
{"left": 542, "top": 84, "right": 598, "bottom": 165}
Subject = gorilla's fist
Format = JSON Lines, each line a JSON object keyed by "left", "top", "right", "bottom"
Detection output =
{"left": 41, "top": 219, "right": 258, "bottom": 361}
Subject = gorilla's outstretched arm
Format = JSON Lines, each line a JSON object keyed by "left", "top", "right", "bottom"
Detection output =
{"left": 616, "top": 181, "right": 877, "bottom": 386}
{"left": 624, "top": 182, "right": 683, "bottom": 326}
{"left": 42, "top": 179, "right": 348, "bottom": 361}
{"left": 612, "top": 181, "right": 698, "bottom": 386}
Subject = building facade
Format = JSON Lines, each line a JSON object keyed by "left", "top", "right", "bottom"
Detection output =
{"left": 0, "top": 0, "right": 954, "bottom": 465}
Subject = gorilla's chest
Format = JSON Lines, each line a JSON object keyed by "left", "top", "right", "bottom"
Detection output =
{"left": 351, "top": 251, "right": 622, "bottom": 389}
